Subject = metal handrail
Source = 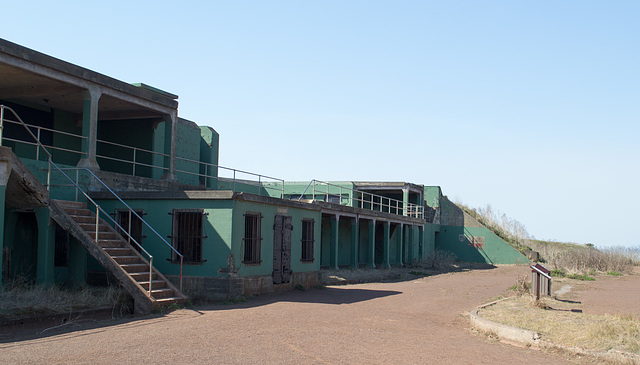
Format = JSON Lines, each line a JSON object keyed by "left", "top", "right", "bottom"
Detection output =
{"left": 0, "top": 105, "right": 184, "bottom": 295}
{"left": 297, "top": 179, "right": 424, "bottom": 219}
{"left": 1, "top": 116, "right": 285, "bottom": 198}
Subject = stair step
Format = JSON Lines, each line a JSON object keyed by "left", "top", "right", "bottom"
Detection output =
{"left": 69, "top": 215, "right": 96, "bottom": 224}
{"left": 88, "top": 231, "right": 117, "bottom": 239}
{"left": 151, "top": 288, "right": 177, "bottom": 299}
{"left": 112, "top": 255, "right": 142, "bottom": 265}
{"left": 98, "top": 239, "right": 124, "bottom": 248}
{"left": 121, "top": 263, "right": 149, "bottom": 273}
{"left": 129, "top": 271, "right": 158, "bottom": 281}
{"left": 104, "top": 247, "right": 133, "bottom": 255}
{"left": 154, "top": 296, "right": 187, "bottom": 305}
{"left": 138, "top": 280, "right": 167, "bottom": 290}
{"left": 52, "top": 200, "right": 86, "bottom": 209}
{"left": 65, "top": 208, "right": 95, "bottom": 217}
{"left": 79, "top": 222, "right": 110, "bottom": 231}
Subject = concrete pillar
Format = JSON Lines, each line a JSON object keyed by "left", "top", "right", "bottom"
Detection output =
{"left": 396, "top": 223, "right": 404, "bottom": 267}
{"left": 406, "top": 225, "right": 413, "bottom": 264}
{"left": 382, "top": 221, "right": 390, "bottom": 269}
{"left": 35, "top": 207, "right": 55, "bottom": 284}
{"left": 330, "top": 214, "right": 339, "bottom": 270}
{"left": 350, "top": 217, "right": 359, "bottom": 269}
{"left": 0, "top": 162, "right": 9, "bottom": 286}
{"left": 418, "top": 226, "right": 423, "bottom": 260}
{"left": 67, "top": 237, "right": 87, "bottom": 287}
{"left": 162, "top": 111, "right": 178, "bottom": 182}
{"left": 77, "top": 87, "right": 101, "bottom": 170}
{"left": 402, "top": 187, "right": 409, "bottom": 216}
{"left": 367, "top": 219, "right": 376, "bottom": 269}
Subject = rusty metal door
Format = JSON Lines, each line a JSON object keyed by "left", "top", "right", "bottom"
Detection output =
{"left": 273, "top": 215, "right": 292, "bottom": 284}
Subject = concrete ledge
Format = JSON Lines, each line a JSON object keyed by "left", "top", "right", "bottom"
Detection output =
{"left": 470, "top": 298, "right": 540, "bottom": 345}
{"left": 471, "top": 298, "right": 640, "bottom": 364}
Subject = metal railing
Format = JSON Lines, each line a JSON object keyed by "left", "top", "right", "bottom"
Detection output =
{"left": 0, "top": 105, "right": 183, "bottom": 296}
{"left": 0, "top": 115, "right": 284, "bottom": 198}
{"left": 297, "top": 180, "right": 424, "bottom": 219}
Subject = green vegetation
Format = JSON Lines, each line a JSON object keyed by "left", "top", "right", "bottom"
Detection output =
{"left": 566, "top": 274, "right": 595, "bottom": 281}
{"left": 409, "top": 271, "right": 431, "bottom": 276}
{"left": 607, "top": 271, "right": 623, "bottom": 276}
{"left": 550, "top": 269, "right": 566, "bottom": 277}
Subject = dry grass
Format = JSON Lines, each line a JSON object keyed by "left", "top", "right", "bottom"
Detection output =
{"left": 0, "top": 279, "right": 127, "bottom": 321}
{"left": 529, "top": 241, "right": 639, "bottom": 275}
{"left": 481, "top": 289, "right": 640, "bottom": 354}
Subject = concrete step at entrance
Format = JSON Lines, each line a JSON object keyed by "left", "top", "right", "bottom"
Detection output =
{"left": 151, "top": 288, "right": 177, "bottom": 299}
{"left": 51, "top": 199, "right": 86, "bottom": 210}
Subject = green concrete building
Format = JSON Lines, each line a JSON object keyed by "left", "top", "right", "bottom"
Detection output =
{"left": 0, "top": 39, "right": 527, "bottom": 312}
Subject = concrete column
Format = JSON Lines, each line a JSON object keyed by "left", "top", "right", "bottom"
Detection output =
{"left": 402, "top": 187, "right": 409, "bottom": 216}
{"left": 162, "top": 111, "right": 178, "bottom": 182}
{"left": 35, "top": 207, "right": 55, "bottom": 284}
{"left": 367, "top": 219, "right": 376, "bottom": 269}
{"left": 382, "top": 221, "right": 391, "bottom": 269}
{"left": 396, "top": 223, "right": 404, "bottom": 266}
{"left": 77, "top": 87, "right": 101, "bottom": 170}
{"left": 67, "top": 237, "right": 87, "bottom": 287}
{"left": 0, "top": 162, "right": 9, "bottom": 286}
{"left": 418, "top": 226, "right": 424, "bottom": 260}
{"left": 330, "top": 214, "right": 339, "bottom": 270}
{"left": 406, "top": 225, "right": 413, "bottom": 264}
{"left": 350, "top": 217, "right": 359, "bottom": 269}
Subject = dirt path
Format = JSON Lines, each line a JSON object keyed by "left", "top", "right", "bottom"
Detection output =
{"left": 571, "top": 267, "right": 640, "bottom": 316}
{"left": 0, "top": 265, "right": 578, "bottom": 364}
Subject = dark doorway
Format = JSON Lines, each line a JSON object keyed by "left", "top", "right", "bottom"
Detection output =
{"left": 273, "top": 215, "right": 292, "bottom": 284}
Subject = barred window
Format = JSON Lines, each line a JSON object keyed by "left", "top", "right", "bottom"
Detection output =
{"left": 301, "top": 219, "right": 314, "bottom": 262}
{"left": 115, "top": 209, "right": 144, "bottom": 251}
{"left": 171, "top": 209, "right": 205, "bottom": 263}
{"left": 243, "top": 212, "right": 262, "bottom": 264}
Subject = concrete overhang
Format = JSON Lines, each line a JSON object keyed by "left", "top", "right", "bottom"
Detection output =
{"left": 353, "top": 181, "right": 424, "bottom": 194}
{"left": 0, "top": 38, "right": 178, "bottom": 119}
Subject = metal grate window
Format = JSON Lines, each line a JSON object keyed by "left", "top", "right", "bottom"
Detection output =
{"left": 171, "top": 209, "right": 205, "bottom": 263}
{"left": 115, "top": 209, "right": 144, "bottom": 251}
{"left": 301, "top": 219, "right": 314, "bottom": 262}
{"left": 243, "top": 212, "right": 262, "bottom": 264}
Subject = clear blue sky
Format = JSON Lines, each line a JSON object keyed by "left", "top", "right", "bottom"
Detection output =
{"left": 3, "top": 1, "right": 639, "bottom": 247}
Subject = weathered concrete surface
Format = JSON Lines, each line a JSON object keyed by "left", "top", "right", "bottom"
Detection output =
{"left": 0, "top": 265, "right": 577, "bottom": 364}
{"left": 470, "top": 299, "right": 541, "bottom": 345}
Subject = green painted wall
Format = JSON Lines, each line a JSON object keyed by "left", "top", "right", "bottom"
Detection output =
{"left": 175, "top": 118, "right": 203, "bottom": 186}
{"left": 95, "top": 198, "right": 234, "bottom": 278}
{"left": 52, "top": 109, "right": 83, "bottom": 166}
{"left": 436, "top": 225, "right": 529, "bottom": 264}
{"left": 231, "top": 200, "right": 321, "bottom": 277}
{"left": 423, "top": 186, "right": 442, "bottom": 209}
{"left": 97, "top": 119, "right": 156, "bottom": 178}
{"left": 199, "top": 126, "right": 219, "bottom": 189}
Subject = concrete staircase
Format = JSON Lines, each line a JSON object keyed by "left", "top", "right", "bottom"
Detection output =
{"left": 50, "top": 199, "right": 187, "bottom": 314}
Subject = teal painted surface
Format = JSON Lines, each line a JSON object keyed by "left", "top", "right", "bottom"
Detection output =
{"left": 320, "top": 215, "right": 330, "bottom": 267}
{"left": 95, "top": 198, "right": 234, "bottom": 278}
{"left": 4, "top": 211, "right": 38, "bottom": 282}
{"left": 18, "top": 159, "right": 92, "bottom": 202}
{"left": 217, "top": 179, "right": 270, "bottom": 196}
{"left": 422, "top": 223, "right": 437, "bottom": 257}
{"left": 52, "top": 109, "right": 83, "bottom": 166}
{"left": 175, "top": 119, "right": 203, "bottom": 186}
{"left": 423, "top": 186, "right": 442, "bottom": 208}
{"left": 0, "top": 185, "right": 5, "bottom": 286}
{"left": 35, "top": 207, "right": 55, "bottom": 284}
{"left": 67, "top": 236, "right": 87, "bottom": 287}
{"left": 231, "top": 200, "right": 321, "bottom": 277}
{"left": 436, "top": 225, "right": 529, "bottom": 264}
{"left": 97, "top": 119, "right": 156, "bottom": 178}
{"left": 199, "top": 126, "right": 219, "bottom": 189}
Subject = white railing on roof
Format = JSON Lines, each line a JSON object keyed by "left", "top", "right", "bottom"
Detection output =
{"left": 296, "top": 179, "right": 424, "bottom": 219}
